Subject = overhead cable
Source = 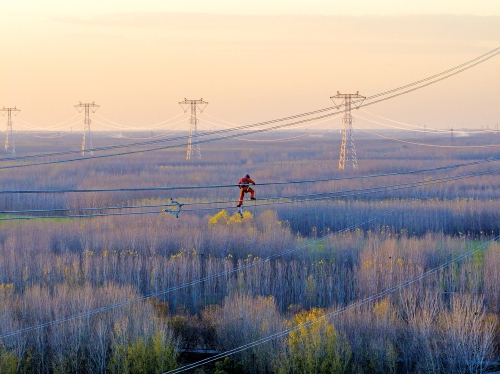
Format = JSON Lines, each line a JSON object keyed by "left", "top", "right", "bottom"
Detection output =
{"left": 168, "top": 234, "right": 500, "bottom": 373}
{"left": 0, "top": 166, "right": 495, "bottom": 220}
{"left": 16, "top": 113, "right": 82, "bottom": 131}
{"left": 0, "top": 47, "right": 497, "bottom": 168}
{"left": 0, "top": 189, "right": 435, "bottom": 340}
{"left": 356, "top": 127, "right": 500, "bottom": 149}
{"left": 352, "top": 47, "right": 500, "bottom": 104}
{"left": 0, "top": 155, "right": 497, "bottom": 194}
{"left": 0, "top": 102, "right": 341, "bottom": 163}
{"left": 359, "top": 109, "right": 497, "bottom": 134}
{"left": 0, "top": 167, "right": 493, "bottom": 340}
{"left": 94, "top": 112, "right": 185, "bottom": 130}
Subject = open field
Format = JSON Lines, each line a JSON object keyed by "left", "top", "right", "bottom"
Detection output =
{"left": 0, "top": 131, "right": 499, "bottom": 373}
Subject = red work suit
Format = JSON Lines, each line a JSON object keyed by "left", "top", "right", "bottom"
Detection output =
{"left": 238, "top": 176, "right": 255, "bottom": 206}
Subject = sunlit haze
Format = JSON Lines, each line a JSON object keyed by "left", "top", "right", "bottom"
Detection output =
{"left": 1, "top": 0, "right": 499, "bottom": 131}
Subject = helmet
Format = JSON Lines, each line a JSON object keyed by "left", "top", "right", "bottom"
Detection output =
{"left": 246, "top": 174, "right": 250, "bottom": 178}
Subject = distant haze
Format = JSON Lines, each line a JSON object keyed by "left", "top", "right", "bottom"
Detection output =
{"left": 0, "top": 9, "right": 498, "bottom": 131}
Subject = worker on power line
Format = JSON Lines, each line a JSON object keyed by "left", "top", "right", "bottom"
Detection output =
{"left": 237, "top": 174, "right": 256, "bottom": 207}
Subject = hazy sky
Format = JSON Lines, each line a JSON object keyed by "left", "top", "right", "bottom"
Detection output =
{"left": 0, "top": 1, "right": 499, "bottom": 132}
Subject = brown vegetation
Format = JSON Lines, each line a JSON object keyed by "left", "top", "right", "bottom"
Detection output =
{"left": 0, "top": 132, "right": 499, "bottom": 373}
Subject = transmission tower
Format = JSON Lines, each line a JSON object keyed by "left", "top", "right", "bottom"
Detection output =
{"left": 331, "top": 91, "right": 365, "bottom": 170}
{"left": 1, "top": 107, "right": 20, "bottom": 155}
{"left": 179, "top": 98, "right": 208, "bottom": 160}
{"left": 75, "top": 102, "right": 99, "bottom": 156}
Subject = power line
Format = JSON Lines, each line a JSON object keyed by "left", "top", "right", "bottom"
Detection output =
{"left": 0, "top": 48, "right": 497, "bottom": 350}
{"left": 0, "top": 47, "right": 497, "bottom": 168}
{"left": 355, "top": 112, "right": 498, "bottom": 137}
{"left": 359, "top": 109, "right": 498, "bottom": 134}
{"left": 0, "top": 166, "right": 493, "bottom": 340}
{"left": 0, "top": 100, "right": 340, "bottom": 163}
{"left": 93, "top": 118, "right": 187, "bottom": 138}
{"left": 168, "top": 234, "right": 500, "bottom": 373}
{"left": 356, "top": 113, "right": 445, "bottom": 134}
{"left": 24, "top": 119, "right": 83, "bottom": 139}
{"left": 0, "top": 155, "right": 497, "bottom": 194}
{"left": 353, "top": 47, "right": 500, "bottom": 104}
{"left": 0, "top": 187, "right": 436, "bottom": 340}
{"left": 17, "top": 113, "right": 82, "bottom": 131}
{"left": 30, "top": 132, "right": 73, "bottom": 139}
{"left": 94, "top": 112, "right": 185, "bottom": 131}
{"left": 0, "top": 108, "right": 338, "bottom": 165}
{"left": 203, "top": 113, "right": 343, "bottom": 133}
{"left": 92, "top": 120, "right": 185, "bottom": 140}
{"left": 356, "top": 127, "right": 500, "bottom": 149}
{"left": 0, "top": 166, "right": 495, "bottom": 221}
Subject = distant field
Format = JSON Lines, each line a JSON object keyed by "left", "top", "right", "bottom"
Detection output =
{"left": 0, "top": 131, "right": 499, "bottom": 373}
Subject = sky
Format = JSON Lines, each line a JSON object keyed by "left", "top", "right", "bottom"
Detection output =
{"left": 0, "top": 1, "right": 499, "bottom": 132}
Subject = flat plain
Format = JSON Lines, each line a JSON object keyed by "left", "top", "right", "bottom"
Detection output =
{"left": 0, "top": 130, "right": 499, "bottom": 373}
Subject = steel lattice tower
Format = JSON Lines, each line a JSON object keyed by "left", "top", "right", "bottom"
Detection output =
{"left": 75, "top": 102, "right": 99, "bottom": 156}
{"left": 1, "top": 107, "right": 20, "bottom": 155}
{"left": 331, "top": 91, "right": 365, "bottom": 170}
{"left": 179, "top": 98, "right": 208, "bottom": 160}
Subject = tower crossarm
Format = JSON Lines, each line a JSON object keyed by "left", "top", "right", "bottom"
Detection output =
{"left": 0, "top": 107, "right": 21, "bottom": 114}
{"left": 74, "top": 102, "right": 100, "bottom": 113}
{"left": 330, "top": 91, "right": 365, "bottom": 100}
{"left": 179, "top": 98, "right": 208, "bottom": 113}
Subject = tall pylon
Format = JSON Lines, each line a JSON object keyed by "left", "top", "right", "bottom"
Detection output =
{"left": 75, "top": 102, "right": 99, "bottom": 156}
{"left": 0, "top": 107, "right": 20, "bottom": 155}
{"left": 179, "top": 98, "right": 208, "bottom": 160}
{"left": 331, "top": 91, "right": 365, "bottom": 170}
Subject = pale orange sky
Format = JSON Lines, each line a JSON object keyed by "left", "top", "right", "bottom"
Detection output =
{"left": 0, "top": 2, "right": 499, "bottom": 132}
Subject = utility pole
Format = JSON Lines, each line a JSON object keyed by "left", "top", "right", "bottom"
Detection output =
{"left": 179, "top": 98, "right": 208, "bottom": 160}
{"left": 331, "top": 91, "right": 365, "bottom": 170}
{"left": 74, "top": 102, "right": 99, "bottom": 156}
{"left": 1, "top": 107, "right": 20, "bottom": 154}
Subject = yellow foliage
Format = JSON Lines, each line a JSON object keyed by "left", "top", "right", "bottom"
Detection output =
{"left": 363, "top": 259, "right": 374, "bottom": 268}
{"left": 208, "top": 210, "right": 229, "bottom": 226}
{"left": 373, "top": 297, "right": 391, "bottom": 321}
{"left": 287, "top": 308, "right": 326, "bottom": 328}
{"left": 258, "top": 210, "right": 281, "bottom": 231}
{"left": 171, "top": 251, "right": 183, "bottom": 260}
{"left": 0, "top": 346, "right": 19, "bottom": 374}
{"left": 109, "top": 332, "right": 178, "bottom": 374}
{"left": 227, "top": 212, "right": 242, "bottom": 224}
{"left": 279, "top": 308, "right": 352, "bottom": 374}
{"left": 0, "top": 283, "right": 14, "bottom": 299}
{"left": 227, "top": 211, "right": 253, "bottom": 225}
{"left": 242, "top": 211, "right": 253, "bottom": 220}
{"left": 23, "top": 266, "right": 29, "bottom": 283}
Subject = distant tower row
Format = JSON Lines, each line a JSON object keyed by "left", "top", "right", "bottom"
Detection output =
{"left": 0, "top": 100, "right": 210, "bottom": 159}
{"left": 2, "top": 96, "right": 361, "bottom": 167}
{"left": 179, "top": 98, "right": 208, "bottom": 160}
{"left": 331, "top": 91, "right": 365, "bottom": 170}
